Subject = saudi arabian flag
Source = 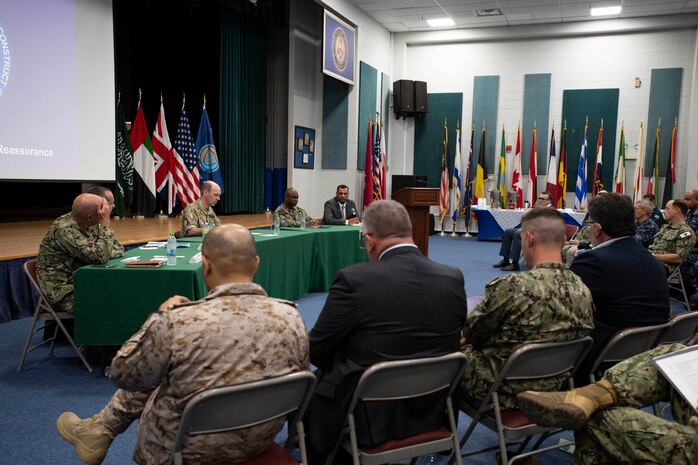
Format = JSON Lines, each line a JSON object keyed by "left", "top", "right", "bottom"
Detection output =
{"left": 114, "top": 104, "right": 133, "bottom": 218}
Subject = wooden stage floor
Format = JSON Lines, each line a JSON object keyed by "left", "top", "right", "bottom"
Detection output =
{"left": 0, "top": 213, "right": 274, "bottom": 261}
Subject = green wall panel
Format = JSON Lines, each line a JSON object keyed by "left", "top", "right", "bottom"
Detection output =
{"left": 561, "top": 89, "right": 619, "bottom": 193}
{"left": 357, "top": 61, "right": 377, "bottom": 169}
{"left": 321, "top": 75, "right": 349, "bottom": 169}
{"left": 413, "top": 93, "right": 463, "bottom": 187}
{"left": 522, "top": 74, "right": 551, "bottom": 175}
{"left": 646, "top": 68, "right": 682, "bottom": 175}
{"left": 471, "top": 76, "right": 499, "bottom": 176}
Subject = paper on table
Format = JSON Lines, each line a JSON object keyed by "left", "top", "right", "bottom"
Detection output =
{"left": 121, "top": 256, "right": 141, "bottom": 262}
{"left": 145, "top": 241, "right": 166, "bottom": 247}
{"left": 653, "top": 344, "right": 698, "bottom": 413}
{"left": 139, "top": 246, "right": 158, "bottom": 250}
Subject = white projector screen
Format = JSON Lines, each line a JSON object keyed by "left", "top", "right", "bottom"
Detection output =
{"left": 0, "top": 0, "right": 115, "bottom": 181}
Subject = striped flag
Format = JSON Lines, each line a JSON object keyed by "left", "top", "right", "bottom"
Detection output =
{"left": 511, "top": 124, "right": 523, "bottom": 208}
{"left": 662, "top": 122, "right": 677, "bottom": 206}
{"left": 526, "top": 125, "right": 537, "bottom": 205}
{"left": 474, "top": 126, "right": 487, "bottom": 203}
{"left": 613, "top": 124, "right": 625, "bottom": 194}
{"left": 545, "top": 125, "right": 558, "bottom": 206}
{"left": 439, "top": 119, "right": 450, "bottom": 224}
{"left": 632, "top": 121, "right": 645, "bottom": 202}
{"left": 130, "top": 101, "right": 157, "bottom": 216}
{"left": 497, "top": 127, "right": 506, "bottom": 208}
{"left": 450, "top": 124, "right": 462, "bottom": 223}
{"left": 574, "top": 120, "right": 589, "bottom": 210}
{"left": 172, "top": 103, "right": 201, "bottom": 208}
{"left": 557, "top": 122, "right": 568, "bottom": 208}
{"left": 592, "top": 121, "right": 604, "bottom": 196}
{"left": 379, "top": 123, "right": 387, "bottom": 200}
{"left": 372, "top": 120, "right": 383, "bottom": 202}
{"left": 647, "top": 123, "right": 660, "bottom": 198}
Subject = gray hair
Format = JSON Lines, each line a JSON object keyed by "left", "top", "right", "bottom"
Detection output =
{"left": 362, "top": 200, "right": 412, "bottom": 239}
{"left": 635, "top": 200, "right": 654, "bottom": 216}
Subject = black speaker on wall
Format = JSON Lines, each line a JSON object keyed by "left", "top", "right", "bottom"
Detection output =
{"left": 393, "top": 79, "right": 414, "bottom": 117}
{"left": 414, "top": 80, "right": 428, "bottom": 113}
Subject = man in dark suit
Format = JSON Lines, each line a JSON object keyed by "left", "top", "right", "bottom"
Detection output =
{"left": 307, "top": 200, "right": 468, "bottom": 464}
{"left": 322, "top": 184, "right": 360, "bottom": 225}
{"left": 570, "top": 193, "right": 670, "bottom": 385}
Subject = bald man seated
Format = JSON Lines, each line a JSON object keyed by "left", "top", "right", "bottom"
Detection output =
{"left": 36, "top": 193, "right": 124, "bottom": 314}
{"left": 181, "top": 181, "right": 222, "bottom": 237}
{"left": 56, "top": 225, "right": 310, "bottom": 465}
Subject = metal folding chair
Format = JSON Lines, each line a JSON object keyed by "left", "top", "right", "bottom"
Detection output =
{"left": 667, "top": 265, "right": 691, "bottom": 310}
{"left": 169, "top": 371, "right": 316, "bottom": 465}
{"left": 17, "top": 259, "right": 92, "bottom": 372}
{"left": 588, "top": 323, "right": 669, "bottom": 383}
{"left": 656, "top": 310, "right": 698, "bottom": 345}
{"left": 334, "top": 352, "right": 467, "bottom": 465}
{"left": 451, "top": 337, "right": 593, "bottom": 465}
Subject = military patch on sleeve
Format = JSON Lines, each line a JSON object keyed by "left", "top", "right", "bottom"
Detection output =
{"left": 680, "top": 231, "right": 692, "bottom": 238}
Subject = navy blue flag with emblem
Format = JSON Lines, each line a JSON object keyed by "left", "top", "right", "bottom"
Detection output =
{"left": 195, "top": 107, "right": 225, "bottom": 192}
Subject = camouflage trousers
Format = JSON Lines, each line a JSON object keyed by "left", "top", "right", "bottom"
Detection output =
{"left": 574, "top": 343, "right": 698, "bottom": 465}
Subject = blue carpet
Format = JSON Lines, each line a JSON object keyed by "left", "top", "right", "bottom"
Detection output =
{"left": 1, "top": 235, "right": 580, "bottom": 464}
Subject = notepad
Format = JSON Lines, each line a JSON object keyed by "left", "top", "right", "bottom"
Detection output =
{"left": 653, "top": 344, "right": 698, "bottom": 413}
{"left": 125, "top": 260, "right": 164, "bottom": 268}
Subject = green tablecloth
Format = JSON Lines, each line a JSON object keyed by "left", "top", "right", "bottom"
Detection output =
{"left": 73, "top": 226, "right": 366, "bottom": 345}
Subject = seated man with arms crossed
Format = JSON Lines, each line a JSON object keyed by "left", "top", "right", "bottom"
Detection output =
{"left": 463, "top": 208, "right": 594, "bottom": 409}
{"left": 37, "top": 192, "right": 124, "bottom": 314}
{"left": 634, "top": 199, "right": 659, "bottom": 248}
{"left": 307, "top": 200, "right": 468, "bottom": 464}
{"left": 180, "top": 180, "right": 222, "bottom": 237}
{"left": 322, "top": 184, "right": 360, "bottom": 225}
{"left": 56, "top": 225, "right": 309, "bottom": 465}
{"left": 518, "top": 344, "right": 697, "bottom": 465}
{"left": 492, "top": 191, "right": 552, "bottom": 271}
{"left": 649, "top": 199, "right": 696, "bottom": 274}
{"left": 275, "top": 187, "right": 318, "bottom": 227}
{"left": 570, "top": 193, "right": 669, "bottom": 385}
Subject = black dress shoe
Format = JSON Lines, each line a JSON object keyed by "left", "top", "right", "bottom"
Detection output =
{"left": 502, "top": 262, "right": 520, "bottom": 271}
{"left": 492, "top": 259, "right": 510, "bottom": 268}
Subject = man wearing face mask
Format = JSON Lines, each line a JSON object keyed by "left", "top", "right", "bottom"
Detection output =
{"left": 306, "top": 200, "right": 468, "bottom": 464}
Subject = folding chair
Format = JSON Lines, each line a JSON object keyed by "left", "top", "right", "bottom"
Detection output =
{"left": 451, "top": 337, "right": 593, "bottom": 465}
{"left": 169, "top": 371, "right": 316, "bottom": 465}
{"left": 656, "top": 310, "right": 698, "bottom": 345}
{"left": 588, "top": 323, "right": 669, "bottom": 384}
{"left": 17, "top": 259, "right": 92, "bottom": 372}
{"left": 667, "top": 265, "right": 691, "bottom": 310}
{"left": 333, "top": 352, "right": 467, "bottom": 465}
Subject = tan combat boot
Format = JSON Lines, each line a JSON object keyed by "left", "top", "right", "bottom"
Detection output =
{"left": 56, "top": 412, "right": 114, "bottom": 465}
{"left": 516, "top": 379, "right": 617, "bottom": 430}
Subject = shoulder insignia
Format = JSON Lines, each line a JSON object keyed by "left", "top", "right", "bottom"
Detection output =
{"left": 680, "top": 231, "right": 692, "bottom": 238}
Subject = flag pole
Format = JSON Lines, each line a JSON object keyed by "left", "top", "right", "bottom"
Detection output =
{"left": 450, "top": 120, "right": 460, "bottom": 237}
{"left": 135, "top": 88, "right": 145, "bottom": 220}
{"left": 439, "top": 117, "right": 448, "bottom": 236}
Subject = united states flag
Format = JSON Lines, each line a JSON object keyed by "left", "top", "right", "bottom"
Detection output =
{"left": 173, "top": 105, "right": 201, "bottom": 207}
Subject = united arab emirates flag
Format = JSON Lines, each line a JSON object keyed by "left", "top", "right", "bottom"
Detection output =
{"left": 130, "top": 101, "right": 156, "bottom": 216}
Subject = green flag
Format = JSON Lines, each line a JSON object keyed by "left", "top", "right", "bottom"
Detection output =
{"left": 115, "top": 105, "right": 134, "bottom": 217}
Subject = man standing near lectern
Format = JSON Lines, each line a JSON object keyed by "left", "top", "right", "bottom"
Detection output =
{"left": 322, "top": 184, "right": 360, "bottom": 225}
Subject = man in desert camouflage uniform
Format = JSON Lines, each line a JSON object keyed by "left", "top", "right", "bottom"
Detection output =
{"left": 56, "top": 225, "right": 309, "bottom": 465}
{"left": 180, "top": 180, "right": 222, "bottom": 236}
{"left": 274, "top": 187, "right": 312, "bottom": 227}
{"left": 461, "top": 208, "right": 595, "bottom": 408}
{"left": 649, "top": 199, "right": 696, "bottom": 274}
{"left": 518, "top": 344, "right": 697, "bottom": 465}
{"left": 36, "top": 192, "right": 124, "bottom": 313}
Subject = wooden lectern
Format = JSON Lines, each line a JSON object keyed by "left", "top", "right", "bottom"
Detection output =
{"left": 392, "top": 187, "right": 439, "bottom": 256}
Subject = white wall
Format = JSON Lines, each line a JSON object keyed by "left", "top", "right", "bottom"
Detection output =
{"left": 288, "top": 0, "right": 391, "bottom": 218}
{"left": 390, "top": 16, "right": 698, "bottom": 207}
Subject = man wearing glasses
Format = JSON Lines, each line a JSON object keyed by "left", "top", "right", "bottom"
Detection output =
{"left": 492, "top": 191, "right": 552, "bottom": 271}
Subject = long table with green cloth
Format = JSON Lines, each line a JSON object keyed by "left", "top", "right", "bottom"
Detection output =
{"left": 73, "top": 225, "right": 367, "bottom": 345}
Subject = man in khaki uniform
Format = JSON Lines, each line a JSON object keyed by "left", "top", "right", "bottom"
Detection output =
{"left": 56, "top": 225, "right": 309, "bottom": 465}
{"left": 462, "top": 208, "right": 595, "bottom": 408}
{"left": 274, "top": 187, "right": 314, "bottom": 227}
{"left": 180, "top": 180, "right": 222, "bottom": 236}
{"left": 649, "top": 199, "right": 696, "bottom": 274}
{"left": 36, "top": 193, "right": 124, "bottom": 313}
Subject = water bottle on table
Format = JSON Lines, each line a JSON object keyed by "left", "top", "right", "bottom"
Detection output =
{"left": 273, "top": 213, "right": 280, "bottom": 236}
{"left": 300, "top": 216, "right": 306, "bottom": 229}
{"left": 166, "top": 233, "right": 177, "bottom": 266}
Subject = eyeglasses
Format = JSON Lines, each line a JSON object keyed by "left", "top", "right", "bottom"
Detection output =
{"left": 359, "top": 230, "right": 372, "bottom": 249}
{"left": 584, "top": 220, "right": 598, "bottom": 226}
{"left": 538, "top": 197, "right": 549, "bottom": 201}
